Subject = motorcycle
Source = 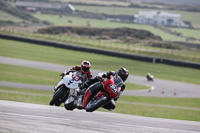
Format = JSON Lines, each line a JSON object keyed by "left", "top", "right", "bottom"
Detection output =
{"left": 64, "top": 74, "right": 123, "bottom": 112}
{"left": 147, "top": 73, "right": 154, "bottom": 81}
{"left": 49, "top": 70, "right": 82, "bottom": 106}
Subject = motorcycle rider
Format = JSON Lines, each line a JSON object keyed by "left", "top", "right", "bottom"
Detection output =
{"left": 146, "top": 73, "right": 154, "bottom": 81}
{"left": 78, "top": 67, "right": 129, "bottom": 111}
{"left": 60, "top": 60, "right": 92, "bottom": 84}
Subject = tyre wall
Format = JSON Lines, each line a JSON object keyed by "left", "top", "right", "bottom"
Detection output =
{"left": 162, "top": 58, "right": 200, "bottom": 69}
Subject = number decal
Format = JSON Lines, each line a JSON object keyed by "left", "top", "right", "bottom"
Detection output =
{"left": 110, "top": 84, "right": 117, "bottom": 93}
{"left": 72, "top": 74, "right": 79, "bottom": 81}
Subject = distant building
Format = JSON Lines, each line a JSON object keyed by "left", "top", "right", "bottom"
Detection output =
{"left": 133, "top": 11, "right": 188, "bottom": 27}
{"left": 15, "top": 1, "right": 75, "bottom": 14}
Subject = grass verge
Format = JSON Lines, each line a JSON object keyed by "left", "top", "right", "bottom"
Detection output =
{"left": 0, "top": 63, "right": 146, "bottom": 90}
{"left": 119, "top": 96, "right": 200, "bottom": 108}
{"left": 101, "top": 103, "right": 200, "bottom": 121}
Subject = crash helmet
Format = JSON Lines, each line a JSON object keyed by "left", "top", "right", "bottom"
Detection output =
{"left": 81, "top": 60, "right": 91, "bottom": 73}
{"left": 117, "top": 67, "right": 129, "bottom": 82}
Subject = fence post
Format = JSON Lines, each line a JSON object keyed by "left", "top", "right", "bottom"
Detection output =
{"left": 152, "top": 57, "right": 156, "bottom": 64}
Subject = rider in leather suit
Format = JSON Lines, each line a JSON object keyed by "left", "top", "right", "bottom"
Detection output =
{"left": 79, "top": 67, "right": 129, "bottom": 111}
{"left": 60, "top": 60, "right": 92, "bottom": 84}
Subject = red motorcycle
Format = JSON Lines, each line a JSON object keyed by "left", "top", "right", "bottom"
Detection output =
{"left": 64, "top": 74, "right": 123, "bottom": 112}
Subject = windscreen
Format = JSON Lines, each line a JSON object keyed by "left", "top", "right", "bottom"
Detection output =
{"left": 114, "top": 75, "right": 123, "bottom": 88}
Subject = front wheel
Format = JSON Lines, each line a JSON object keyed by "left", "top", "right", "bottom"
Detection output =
{"left": 85, "top": 95, "right": 108, "bottom": 112}
{"left": 49, "top": 87, "right": 68, "bottom": 106}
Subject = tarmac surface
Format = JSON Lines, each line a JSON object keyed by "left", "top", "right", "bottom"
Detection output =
{"left": 0, "top": 100, "right": 200, "bottom": 133}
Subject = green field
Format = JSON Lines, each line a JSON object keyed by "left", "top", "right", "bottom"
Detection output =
{"left": 107, "top": 103, "right": 200, "bottom": 121}
{"left": 170, "top": 28, "right": 200, "bottom": 40}
{"left": 0, "top": 12, "right": 23, "bottom": 22}
{"left": 74, "top": 5, "right": 140, "bottom": 15}
{"left": 0, "top": 63, "right": 59, "bottom": 85}
{"left": 0, "top": 86, "right": 52, "bottom": 105}
{"left": 61, "top": 0, "right": 129, "bottom": 6}
{"left": 33, "top": 14, "right": 186, "bottom": 42}
{"left": 1, "top": 38, "right": 200, "bottom": 84}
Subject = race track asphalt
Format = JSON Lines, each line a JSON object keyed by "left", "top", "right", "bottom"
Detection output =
{"left": 0, "top": 100, "right": 200, "bottom": 133}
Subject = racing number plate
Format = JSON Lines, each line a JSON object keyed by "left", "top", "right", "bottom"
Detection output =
{"left": 72, "top": 74, "right": 79, "bottom": 81}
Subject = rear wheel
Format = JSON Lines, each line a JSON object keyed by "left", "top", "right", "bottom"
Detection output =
{"left": 85, "top": 95, "right": 108, "bottom": 112}
{"left": 49, "top": 87, "right": 68, "bottom": 106}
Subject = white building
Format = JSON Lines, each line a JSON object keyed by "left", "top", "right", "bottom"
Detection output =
{"left": 133, "top": 11, "right": 188, "bottom": 27}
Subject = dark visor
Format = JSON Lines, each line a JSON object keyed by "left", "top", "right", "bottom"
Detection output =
{"left": 81, "top": 66, "right": 90, "bottom": 73}
{"left": 114, "top": 75, "right": 123, "bottom": 87}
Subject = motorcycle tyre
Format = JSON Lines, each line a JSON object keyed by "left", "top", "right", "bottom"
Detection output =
{"left": 55, "top": 101, "right": 62, "bottom": 106}
{"left": 85, "top": 94, "right": 108, "bottom": 112}
{"left": 49, "top": 88, "right": 66, "bottom": 106}
{"left": 55, "top": 95, "right": 69, "bottom": 106}
{"left": 64, "top": 96, "right": 76, "bottom": 110}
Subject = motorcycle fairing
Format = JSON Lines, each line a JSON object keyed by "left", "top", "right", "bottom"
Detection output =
{"left": 102, "top": 75, "right": 122, "bottom": 99}
{"left": 55, "top": 72, "right": 82, "bottom": 89}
